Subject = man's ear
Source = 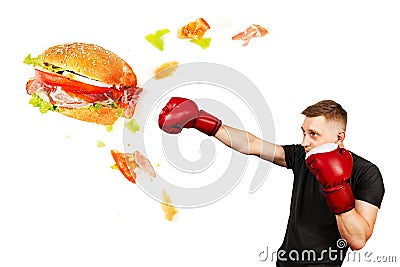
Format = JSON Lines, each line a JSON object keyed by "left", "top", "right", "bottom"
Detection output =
{"left": 337, "top": 131, "right": 346, "bottom": 145}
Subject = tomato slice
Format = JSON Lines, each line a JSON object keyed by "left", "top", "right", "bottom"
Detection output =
{"left": 178, "top": 18, "right": 210, "bottom": 40}
{"left": 35, "top": 69, "right": 123, "bottom": 98}
{"left": 111, "top": 150, "right": 137, "bottom": 184}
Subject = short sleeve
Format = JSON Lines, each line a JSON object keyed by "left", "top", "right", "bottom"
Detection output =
{"left": 352, "top": 164, "right": 385, "bottom": 208}
{"left": 282, "top": 144, "right": 305, "bottom": 170}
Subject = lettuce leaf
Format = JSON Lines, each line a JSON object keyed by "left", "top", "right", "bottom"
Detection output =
{"left": 125, "top": 118, "right": 140, "bottom": 134}
{"left": 23, "top": 54, "right": 64, "bottom": 72}
{"left": 145, "top": 29, "right": 170, "bottom": 51}
{"left": 23, "top": 54, "right": 42, "bottom": 67}
{"left": 190, "top": 38, "right": 212, "bottom": 49}
{"left": 29, "top": 93, "right": 56, "bottom": 114}
{"left": 88, "top": 101, "right": 122, "bottom": 116}
{"left": 105, "top": 125, "right": 113, "bottom": 132}
{"left": 97, "top": 140, "right": 106, "bottom": 147}
{"left": 110, "top": 164, "right": 119, "bottom": 170}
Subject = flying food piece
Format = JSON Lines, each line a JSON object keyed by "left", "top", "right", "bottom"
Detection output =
{"left": 125, "top": 118, "right": 140, "bottom": 134}
{"left": 161, "top": 190, "right": 178, "bottom": 221}
{"left": 232, "top": 24, "right": 269, "bottom": 46}
{"left": 145, "top": 29, "right": 170, "bottom": 51}
{"left": 134, "top": 150, "right": 156, "bottom": 178}
{"left": 154, "top": 61, "right": 179, "bottom": 79}
{"left": 111, "top": 150, "right": 138, "bottom": 184}
{"left": 178, "top": 18, "right": 210, "bottom": 40}
{"left": 111, "top": 149, "right": 156, "bottom": 184}
{"left": 190, "top": 38, "right": 211, "bottom": 49}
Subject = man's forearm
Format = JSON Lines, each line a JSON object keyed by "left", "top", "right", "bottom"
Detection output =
{"left": 336, "top": 208, "right": 373, "bottom": 250}
{"left": 214, "top": 124, "right": 280, "bottom": 164}
{"left": 214, "top": 124, "right": 253, "bottom": 155}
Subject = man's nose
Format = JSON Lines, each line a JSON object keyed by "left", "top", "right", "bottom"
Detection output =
{"left": 301, "top": 134, "right": 310, "bottom": 147}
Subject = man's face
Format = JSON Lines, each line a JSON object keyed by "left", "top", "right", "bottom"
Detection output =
{"left": 301, "top": 116, "right": 341, "bottom": 153}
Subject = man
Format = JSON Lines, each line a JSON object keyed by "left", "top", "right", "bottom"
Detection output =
{"left": 158, "top": 98, "right": 385, "bottom": 266}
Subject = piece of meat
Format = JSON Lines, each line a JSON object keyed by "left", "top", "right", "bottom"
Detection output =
{"left": 232, "top": 24, "right": 269, "bottom": 46}
{"left": 134, "top": 150, "right": 156, "bottom": 178}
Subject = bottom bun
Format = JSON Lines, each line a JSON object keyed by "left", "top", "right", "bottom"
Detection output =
{"left": 60, "top": 106, "right": 120, "bottom": 125}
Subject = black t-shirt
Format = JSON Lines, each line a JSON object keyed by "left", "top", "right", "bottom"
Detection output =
{"left": 276, "top": 144, "right": 385, "bottom": 267}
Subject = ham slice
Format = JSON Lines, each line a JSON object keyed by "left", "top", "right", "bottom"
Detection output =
{"left": 232, "top": 24, "right": 269, "bottom": 46}
{"left": 134, "top": 150, "right": 156, "bottom": 178}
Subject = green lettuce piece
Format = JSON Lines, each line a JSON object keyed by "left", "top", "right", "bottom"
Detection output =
{"left": 23, "top": 54, "right": 64, "bottom": 72}
{"left": 97, "top": 140, "right": 106, "bottom": 147}
{"left": 110, "top": 101, "right": 122, "bottom": 116}
{"left": 23, "top": 54, "right": 42, "bottom": 67}
{"left": 88, "top": 102, "right": 121, "bottom": 116}
{"left": 88, "top": 103, "right": 102, "bottom": 111}
{"left": 125, "top": 118, "right": 140, "bottom": 134}
{"left": 110, "top": 164, "right": 119, "bottom": 170}
{"left": 29, "top": 93, "right": 55, "bottom": 114}
{"left": 190, "top": 38, "right": 212, "bottom": 49}
{"left": 145, "top": 29, "right": 170, "bottom": 51}
{"left": 105, "top": 125, "right": 113, "bottom": 132}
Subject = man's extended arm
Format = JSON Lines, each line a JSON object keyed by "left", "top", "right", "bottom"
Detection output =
{"left": 158, "top": 97, "right": 286, "bottom": 167}
{"left": 214, "top": 124, "right": 286, "bottom": 167}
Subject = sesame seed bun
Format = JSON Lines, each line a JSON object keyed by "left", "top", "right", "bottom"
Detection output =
{"left": 59, "top": 106, "right": 120, "bottom": 125}
{"left": 41, "top": 42, "right": 137, "bottom": 87}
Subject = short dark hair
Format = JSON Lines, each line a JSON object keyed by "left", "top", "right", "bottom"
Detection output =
{"left": 301, "top": 100, "right": 347, "bottom": 131}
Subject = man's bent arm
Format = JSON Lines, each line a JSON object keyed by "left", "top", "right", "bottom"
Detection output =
{"left": 214, "top": 124, "right": 286, "bottom": 167}
{"left": 336, "top": 200, "right": 379, "bottom": 250}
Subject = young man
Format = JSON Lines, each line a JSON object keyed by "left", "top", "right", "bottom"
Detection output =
{"left": 158, "top": 98, "right": 385, "bottom": 266}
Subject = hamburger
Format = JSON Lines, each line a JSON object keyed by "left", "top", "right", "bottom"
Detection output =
{"left": 24, "top": 42, "right": 140, "bottom": 125}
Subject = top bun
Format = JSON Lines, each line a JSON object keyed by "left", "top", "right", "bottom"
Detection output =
{"left": 41, "top": 42, "right": 137, "bottom": 87}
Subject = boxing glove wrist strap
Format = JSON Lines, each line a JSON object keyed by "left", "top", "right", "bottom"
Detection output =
{"left": 193, "top": 110, "right": 222, "bottom": 136}
{"left": 324, "top": 182, "right": 355, "bottom": 214}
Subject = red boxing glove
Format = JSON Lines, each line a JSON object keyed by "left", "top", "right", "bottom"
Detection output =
{"left": 158, "top": 97, "right": 222, "bottom": 136}
{"left": 305, "top": 143, "right": 354, "bottom": 214}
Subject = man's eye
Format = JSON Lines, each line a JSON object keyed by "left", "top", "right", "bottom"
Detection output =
{"left": 310, "top": 132, "right": 317, "bottom": 137}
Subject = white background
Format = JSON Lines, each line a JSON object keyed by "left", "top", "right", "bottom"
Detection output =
{"left": 1, "top": 0, "right": 399, "bottom": 266}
